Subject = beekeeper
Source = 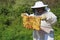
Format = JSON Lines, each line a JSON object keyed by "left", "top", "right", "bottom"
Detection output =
{"left": 30, "top": 1, "right": 57, "bottom": 40}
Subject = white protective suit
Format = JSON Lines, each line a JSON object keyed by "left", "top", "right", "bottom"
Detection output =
{"left": 26, "top": 8, "right": 57, "bottom": 40}
{"left": 29, "top": 8, "right": 57, "bottom": 40}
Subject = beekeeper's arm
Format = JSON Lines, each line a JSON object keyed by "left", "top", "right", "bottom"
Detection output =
{"left": 46, "top": 12, "right": 57, "bottom": 25}
{"left": 40, "top": 12, "right": 57, "bottom": 33}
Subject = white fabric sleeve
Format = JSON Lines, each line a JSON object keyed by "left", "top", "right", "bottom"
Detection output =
{"left": 46, "top": 12, "right": 57, "bottom": 25}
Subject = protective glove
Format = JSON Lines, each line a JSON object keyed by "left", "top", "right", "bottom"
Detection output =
{"left": 21, "top": 13, "right": 28, "bottom": 17}
{"left": 41, "top": 14, "right": 46, "bottom": 20}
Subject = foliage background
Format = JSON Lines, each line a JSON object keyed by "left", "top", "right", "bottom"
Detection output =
{"left": 0, "top": 0, "right": 60, "bottom": 40}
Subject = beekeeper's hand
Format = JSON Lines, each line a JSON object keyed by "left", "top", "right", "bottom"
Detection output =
{"left": 41, "top": 15, "right": 46, "bottom": 20}
{"left": 21, "top": 13, "right": 28, "bottom": 17}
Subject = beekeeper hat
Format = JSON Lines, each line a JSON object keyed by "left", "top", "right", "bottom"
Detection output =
{"left": 31, "top": 1, "right": 48, "bottom": 8}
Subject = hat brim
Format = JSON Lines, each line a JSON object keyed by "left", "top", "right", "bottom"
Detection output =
{"left": 31, "top": 5, "right": 48, "bottom": 8}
